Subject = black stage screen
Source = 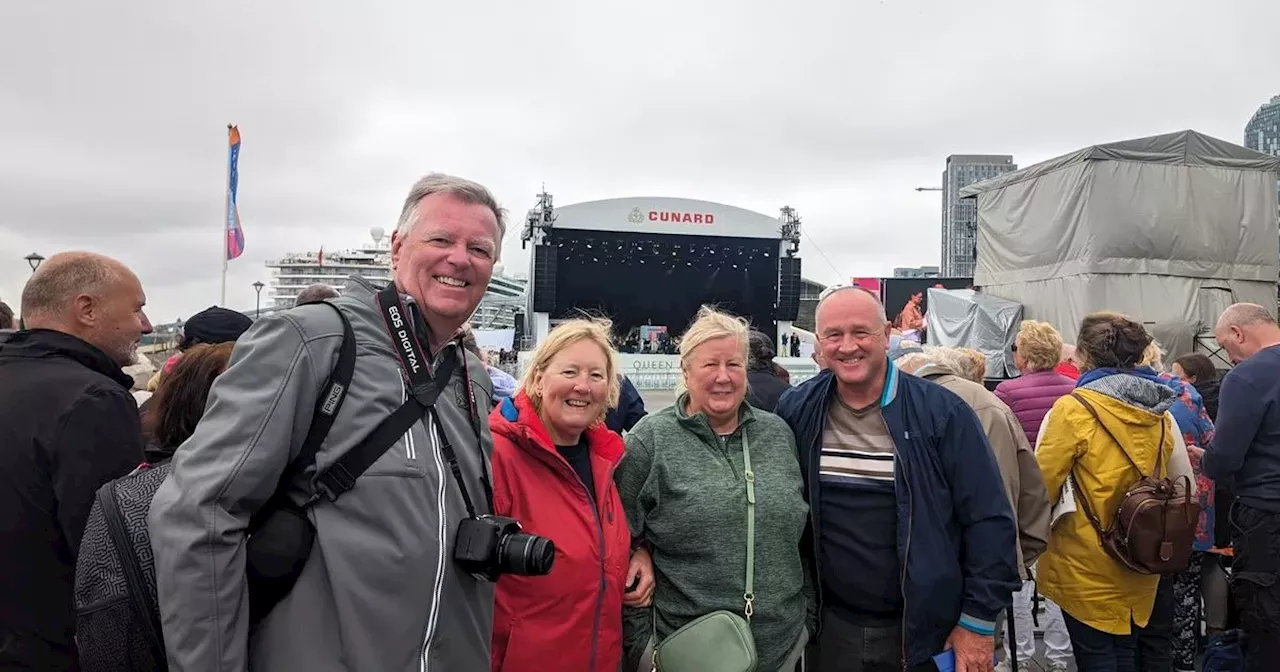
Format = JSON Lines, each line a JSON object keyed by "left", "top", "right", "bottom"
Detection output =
{"left": 548, "top": 230, "right": 779, "bottom": 339}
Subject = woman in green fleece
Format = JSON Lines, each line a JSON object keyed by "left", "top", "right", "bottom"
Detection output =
{"left": 616, "top": 305, "right": 814, "bottom": 672}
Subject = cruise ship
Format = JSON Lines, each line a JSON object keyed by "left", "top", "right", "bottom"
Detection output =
{"left": 264, "top": 227, "right": 527, "bottom": 328}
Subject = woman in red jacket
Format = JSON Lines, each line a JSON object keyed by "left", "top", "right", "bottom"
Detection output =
{"left": 488, "top": 318, "right": 653, "bottom": 672}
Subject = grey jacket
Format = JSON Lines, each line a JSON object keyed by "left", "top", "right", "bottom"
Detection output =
{"left": 148, "top": 277, "right": 496, "bottom": 672}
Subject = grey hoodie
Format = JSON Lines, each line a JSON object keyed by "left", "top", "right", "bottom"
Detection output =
{"left": 148, "top": 277, "right": 496, "bottom": 672}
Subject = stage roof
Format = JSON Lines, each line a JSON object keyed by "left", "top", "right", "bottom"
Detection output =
{"left": 550, "top": 197, "right": 784, "bottom": 240}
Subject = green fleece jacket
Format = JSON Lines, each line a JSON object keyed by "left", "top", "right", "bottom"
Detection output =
{"left": 616, "top": 397, "right": 814, "bottom": 671}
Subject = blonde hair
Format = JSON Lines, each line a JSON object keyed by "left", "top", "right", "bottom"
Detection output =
{"left": 1015, "top": 320, "right": 1065, "bottom": 373}
{"left": 517, "top": 318, "right": 621, "bottom": 422}
{"left": 1139, "top": 339, "right": 1166, "bottom": 372}
{"left": 678, "top": 305, "right": 750, "bottom": 391}
{"left": 953, "top": 347, "right": 987, "bottom": 383}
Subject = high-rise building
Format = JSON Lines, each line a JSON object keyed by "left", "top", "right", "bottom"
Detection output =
{"left": 941, "top": 155, "right": 1017, "bottom": 277}
{"left": 893, "top": 265, "right": 940, "bottom": 279}
{"left": 1245, "top": 94, "right": 1280, "bottom": 204}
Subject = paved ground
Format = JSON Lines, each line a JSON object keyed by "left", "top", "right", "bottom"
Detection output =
{"left": 636, "top": 388, "right": 679, "bottom": 411}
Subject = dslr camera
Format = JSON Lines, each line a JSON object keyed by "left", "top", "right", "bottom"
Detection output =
{"left": 454, "top": 514, "right": 555, "bottom": 581}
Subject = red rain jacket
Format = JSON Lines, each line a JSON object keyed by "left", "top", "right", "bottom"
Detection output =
{"left": 488, "top": 393, "right": 631, "bottom": 672}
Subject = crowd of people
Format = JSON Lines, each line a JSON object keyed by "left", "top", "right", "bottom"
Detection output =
{"left": 1, "top": 172, "right": 1278, "bottom": 672}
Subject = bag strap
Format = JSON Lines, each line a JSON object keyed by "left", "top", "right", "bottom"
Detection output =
{"left": 742, "top": 432, "right": 756, "bottom": 621}
{"left": 313, "top": 352, "right": 458, "bottom": 502}
{"left": 97, "top": 484, "right": 166, "bottom": 664}
{"left": 1066, "top": 392, "right": 1168, "bottom": 536}
{"left": 280, "top": 301, "right": 357, "bottom": 489}
{"left": 1070, "top": 392, "right": 1160, "bottom": 478}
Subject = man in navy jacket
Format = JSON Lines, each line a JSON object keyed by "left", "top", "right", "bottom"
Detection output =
{"left": 776, "top": 286, "right": 1017, "bottom": 672}
{"left": 1203, "top": 302, "right": 1280, "bottom": 670}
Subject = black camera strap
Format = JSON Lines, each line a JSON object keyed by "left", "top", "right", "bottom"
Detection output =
{"left": 313, "top": 284, "right": 491, "bottom": 517}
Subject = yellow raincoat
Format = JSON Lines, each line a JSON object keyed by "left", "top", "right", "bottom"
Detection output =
{"left": 1034, "top": 388, "right": 1177, "bottom": 635}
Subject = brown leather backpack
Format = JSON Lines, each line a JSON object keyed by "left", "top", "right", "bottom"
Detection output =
{"left": 1068, "top": 392, "right": 1199, "bottom": 575}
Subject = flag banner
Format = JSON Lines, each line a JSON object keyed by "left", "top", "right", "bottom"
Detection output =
{"left": 318, "top": 246, "right": 325, "bottom": 267}
{"left": 226, "top": 126, "right": 245, "bottom": 260}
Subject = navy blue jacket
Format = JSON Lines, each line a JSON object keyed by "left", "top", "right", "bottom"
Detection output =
{"left": 775, "top": 362, "right": 1019, "bottom": 667}
{"left": 1203, "top": 345, "right": 1280, "bottom": 512}
{"left": 605, "top": 375, "right": 647, "bottom": 434}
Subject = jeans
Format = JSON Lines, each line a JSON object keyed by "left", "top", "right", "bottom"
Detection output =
{"left": 812, "top": 608, "right": 937, "bottom": 672}
{"left": 1230, "top": 502, "right": 1280, "bottom": 672}
{"left": 1062, "top": 610, "right": 1137, "bottom": 672}
{"left": 1002, "top": 578, "right": 1072, "bottom": 666}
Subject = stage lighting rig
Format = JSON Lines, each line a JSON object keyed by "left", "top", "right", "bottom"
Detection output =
{"left": 521, "top": 186, "right": 557, "bottom": 248}
{"left": 779, "top": 206, "right": 802, "bottom": 257}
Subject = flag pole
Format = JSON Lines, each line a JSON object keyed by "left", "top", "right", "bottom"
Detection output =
{"left": 221, "top": 123, "right": 231, "bottom": 307}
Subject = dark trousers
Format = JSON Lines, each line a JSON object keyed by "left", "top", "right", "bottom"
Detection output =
{"left": 1134, "top": 575, "right": 1175, "bottom": 672}
{"left": 812, "top": 608, "right": 936, "bottom": 672}
{"left": 1230, "top": 502, "right": 1280, "bottom": 672}
{"left": 1063, "top": 610, "right": 1138, "bottom": 672}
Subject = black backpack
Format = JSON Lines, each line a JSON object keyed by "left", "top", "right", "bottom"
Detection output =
{"left": 72, "top": 301, "right": 442, "bottom": 672}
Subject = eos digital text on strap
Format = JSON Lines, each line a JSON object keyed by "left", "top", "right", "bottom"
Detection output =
{"left": 373, "top": 283, "right": 555, "bottom": 582}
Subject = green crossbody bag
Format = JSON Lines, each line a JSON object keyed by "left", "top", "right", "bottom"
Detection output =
{"left": 651, "top": 433, "right": 758, "bottom": 672}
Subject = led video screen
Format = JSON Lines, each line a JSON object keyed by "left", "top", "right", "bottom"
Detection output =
{"left": 549, "top": 229, "right": 779, "bottom": 340}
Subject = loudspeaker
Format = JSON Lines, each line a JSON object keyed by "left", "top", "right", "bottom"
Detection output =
{"left": 532, "top": 245, "right": 557, "bottom": 314}
{"left": 777, "top": 257, "right": 801, "bottom": 321}
{"left": 513, "top": 312, "right": 525, "bottom": 349}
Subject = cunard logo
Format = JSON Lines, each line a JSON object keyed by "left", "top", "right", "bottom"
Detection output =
{"left": 627, "top": 207, "right": 645, "bottom": 225}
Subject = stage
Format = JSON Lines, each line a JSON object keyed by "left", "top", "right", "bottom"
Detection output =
{"left": 519, "top": 192, "right": 803, "bottom": 350}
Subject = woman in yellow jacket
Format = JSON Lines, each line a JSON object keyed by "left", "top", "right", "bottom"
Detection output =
{"left": 1034, "top": 313, "right": 1194, "bottom": 672}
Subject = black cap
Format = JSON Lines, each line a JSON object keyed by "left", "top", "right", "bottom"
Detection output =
{"left": 182, "top": 306, "right": 254, "bottom": 348}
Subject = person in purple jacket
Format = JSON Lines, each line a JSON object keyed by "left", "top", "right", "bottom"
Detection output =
{"left": 993, "top": 320, "right": 1075, "bottom": 672}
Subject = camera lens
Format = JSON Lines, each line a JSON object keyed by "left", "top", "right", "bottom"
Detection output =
{"left": 500, "top": 533, "right": 556, "bottom": 576}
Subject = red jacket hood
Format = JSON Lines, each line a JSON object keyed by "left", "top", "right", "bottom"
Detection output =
{"left": 487, "top": 392, "right": 626, "bottom": 466}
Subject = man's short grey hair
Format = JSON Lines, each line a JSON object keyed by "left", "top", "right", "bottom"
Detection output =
{"left": 394, "top": 173, "right": 508, "bottom": 258}
{"left": 294, "top": 283, "right": 340, "bottom": 306}
{"left": 815, "top": 285, "right": 888, "bottom": 325}
{"left": 21, "top": 252, "right": 123, "bottom": 323}
{"left": 1217, "top": 303, "right": 1277, "bottom": 330}
{"left": 896, "top": 345, "right": 966, "bottom": 377}
{"left": 0, "top": 300, "right": 13, "bottom": 330}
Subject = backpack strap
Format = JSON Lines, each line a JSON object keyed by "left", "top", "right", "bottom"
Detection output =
{"left": 1066, "top": 391, "right": 1168, "bottom": 536}
{"left": 1070, "top": 392, "right": 1163, "bottom": 479}
{"left": 282, "top": 301, "right": 357, "bottom": 488}
{"left": 97, "top": 483, "right": 166, "bottom": 664}
{"left": 313, "top": 352, "right": 458, "bottom": 501}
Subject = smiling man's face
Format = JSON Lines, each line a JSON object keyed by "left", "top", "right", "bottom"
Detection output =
{"left": 816, "top": 289, "right": 891, "bottom": 391}
{"left": 390, "top": 192, "right": 499, "bottom": 335}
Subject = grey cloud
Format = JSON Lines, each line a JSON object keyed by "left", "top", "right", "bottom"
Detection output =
{"left": 2, "top": 0, "right": 1278, "bottom": 319}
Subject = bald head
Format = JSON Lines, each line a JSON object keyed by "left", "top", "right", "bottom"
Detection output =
{"left": 1216, "top": 303, "right": 1275, "bottom": 330}
{"left": 814, "top": 285, "right": 893, "bottom": 403}
{"left": 1214, "top": 302, "right": 1280, "bottom": 365}
{"left": 294, "top": 283, "right": 340, "bottom": 306}
{"left": 20, "top": 252, "right": 152, "bottom": 367}
{"left": 815, "top": 286, "right": 887, "bottom": 331}
{"left": 22, "top": 252, "right": 125, "bottom": 322}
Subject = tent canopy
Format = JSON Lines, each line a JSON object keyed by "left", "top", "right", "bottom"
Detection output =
{"left": 962, "top": 130, "right": 1279, "bottom": 287}
{"left": 957, "top": 129, "right": 1279, "bottom": 360}
{"left": 925, "top": 288, "right": 1023, "bottom": 379}
{"left": 960, "top": 129, "right": 1280, "bottom": 199}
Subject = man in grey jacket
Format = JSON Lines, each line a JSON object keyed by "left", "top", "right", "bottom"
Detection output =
{"left": 149, "top": 173, "right": 506, "bottom": 672}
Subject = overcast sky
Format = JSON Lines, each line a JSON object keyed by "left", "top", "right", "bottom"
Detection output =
{"left": 2, "top": 0, "right": 1278, "bottom": 322}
